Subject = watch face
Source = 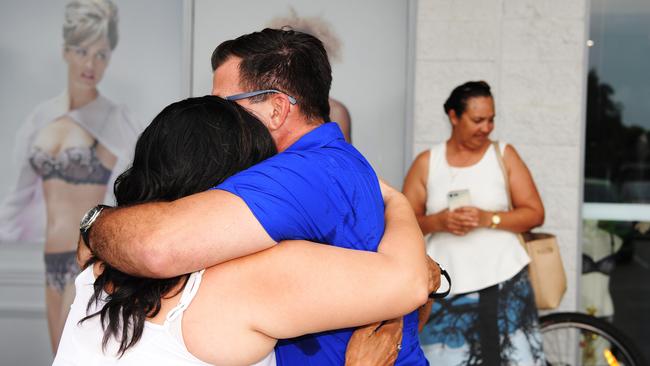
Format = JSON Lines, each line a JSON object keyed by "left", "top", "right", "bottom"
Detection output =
{"left": 492, "top": 214, "right": 501, "bottom": 225}
{"left": 80, "top": 206, "right": 103, "bottom": 231}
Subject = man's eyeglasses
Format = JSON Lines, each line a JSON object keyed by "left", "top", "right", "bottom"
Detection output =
{"left": 225, "top": 89, "right": 297, "bottom": 105}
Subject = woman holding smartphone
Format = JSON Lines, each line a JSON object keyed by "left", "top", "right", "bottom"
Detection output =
{"left": 402, "top": 81, "right": 546, "bottom": 365}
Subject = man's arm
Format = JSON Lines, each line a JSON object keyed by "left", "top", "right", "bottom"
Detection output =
{"left": 89, "top": 189, "right": 275, "bottom": 278}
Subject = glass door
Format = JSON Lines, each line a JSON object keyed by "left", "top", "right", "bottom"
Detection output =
{"left": 583, "top": 0, "right": 650, "bottom": 362}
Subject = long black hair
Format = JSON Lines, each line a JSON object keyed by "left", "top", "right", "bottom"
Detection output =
{"left": 81, "top": 95, "right": 277, "bottom": 356}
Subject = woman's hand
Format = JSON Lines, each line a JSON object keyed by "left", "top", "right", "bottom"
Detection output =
{"left": 456, "top": 206, "right": 491, "bottom": 231}
{"left": 418, "top": 299, "right": 434, "bottom": 333}
{"left": 439, "top": 207, "right": 489, "bottom": 235}
{"left": 439, "top": 208, "right": 472, "bottom": 235}
{"left": 76, "top": 235, "right": 92, "bottom": 268}
{"left": 346, "top": 318, "right": 403, "bottom": 366}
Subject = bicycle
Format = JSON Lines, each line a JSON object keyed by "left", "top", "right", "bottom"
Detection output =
{"left": 430, "top": 265, "right": 645, "bottom": 365}
{"left": 540, "top": 311, "right": 646, "bottom": 366}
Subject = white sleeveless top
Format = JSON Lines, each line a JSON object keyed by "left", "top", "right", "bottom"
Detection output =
{"left": 53, "top": 267, "right": 276, "bottom": 366}
{"left": 425, "top": 141, "right": 529, "bottom": 295}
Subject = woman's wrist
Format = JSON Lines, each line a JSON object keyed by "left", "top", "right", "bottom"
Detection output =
{"left": 480, "top": 210, "right": 495, "bottom": 228}
{"left": 429, "top": 211, "right": 445, "bottom": 233}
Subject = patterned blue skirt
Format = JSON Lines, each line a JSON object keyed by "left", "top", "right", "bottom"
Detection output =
{"left": 419, "top": 268, "right": 545, "bottom": 365}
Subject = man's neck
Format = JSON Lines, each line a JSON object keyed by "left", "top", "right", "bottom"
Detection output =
{"left": 275, "top": 120, "right": 323, "bottom": 152}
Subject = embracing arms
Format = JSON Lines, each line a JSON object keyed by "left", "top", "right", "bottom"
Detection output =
{"left": 187, "top": 184, "right": 430, "bottom": 355}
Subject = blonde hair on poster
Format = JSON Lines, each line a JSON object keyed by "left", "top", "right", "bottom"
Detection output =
{"left": 63, "top": 0, "right": 119, "bottom": 49}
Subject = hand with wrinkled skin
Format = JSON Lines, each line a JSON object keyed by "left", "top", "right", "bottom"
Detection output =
{"left": 440, "top": 206, "right": 491, "bottom": 236}
{"left": 425, "top": 255, "right": 441, "bottom": 295}
{"left": 438, "top": 208, "right": 471, "bottom": 236}
{"left": 455, "top": 206, "right": 491, "bottom": 232}
{"left": 418, "top": 299, "right": 434, "bottom": 333}
{"left": 345, "top": 318, "right": 403, "bottom": 366}
{"left": 76, "top": 235, "right": 92, "bottom": 268}
{"left": 419, "top": 256, "right": 440, "bottom": 333}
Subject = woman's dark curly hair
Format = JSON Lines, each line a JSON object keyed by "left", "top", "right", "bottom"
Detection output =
{"left": 81, "top": 95, "right": 277, "bottom": 356}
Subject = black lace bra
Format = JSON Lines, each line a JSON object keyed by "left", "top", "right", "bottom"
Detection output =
{"left": 582, "top": 253, "right": 616, "bottom": 276}
{"left": 29, "top": 140, "right": 112, "bottom": 185}
{"left": 582, "top": 231, "right": 622, "bottom": 276}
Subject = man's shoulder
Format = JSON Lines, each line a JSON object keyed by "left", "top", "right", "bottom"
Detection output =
{"left": 256, "top": 141, "right": 368, "bottom": 171}
{"left": 220, "top": 141, "right": 377, "bottom": 191}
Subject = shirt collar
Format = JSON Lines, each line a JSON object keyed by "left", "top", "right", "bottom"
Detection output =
{"left": 285, "top": 122, "right": 345, "bottom": 152}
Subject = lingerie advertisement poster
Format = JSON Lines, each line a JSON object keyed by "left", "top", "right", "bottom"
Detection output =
{"left": 0, "top": 0, "right": 188, "bottom": 246}
{"left": 0, "top": 0, "right": 188, "bottom": 362}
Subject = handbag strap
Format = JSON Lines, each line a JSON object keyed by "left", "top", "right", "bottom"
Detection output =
{"left": 492, "top": 141, "right": 513, "bottom": 211}
{"left": 491, "top": 141, "right": 527, "bottom": 247}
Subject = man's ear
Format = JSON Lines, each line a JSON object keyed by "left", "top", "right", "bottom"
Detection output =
{"left": 265, "top": 93, "right": 292, "bottom": 131}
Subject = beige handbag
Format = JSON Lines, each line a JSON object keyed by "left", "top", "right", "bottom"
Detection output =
{"left": 493, "top": 142, "right": 567, "bottom": 310}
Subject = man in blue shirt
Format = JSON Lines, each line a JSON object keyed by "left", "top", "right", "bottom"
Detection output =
{"left": 84, "top": 29, "right": 432, "bottom": 365}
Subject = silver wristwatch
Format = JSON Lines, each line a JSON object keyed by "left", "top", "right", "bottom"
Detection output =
{"left": 80, "top": 204, "right": 110, "bottom": 247}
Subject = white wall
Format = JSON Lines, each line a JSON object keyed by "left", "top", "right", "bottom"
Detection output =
{"left": 411, "top": 0, "right": 589, "bottom": 311}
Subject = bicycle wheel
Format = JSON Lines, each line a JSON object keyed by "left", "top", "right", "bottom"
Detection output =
{"left": 540, "top": 312, "right": 645, "bottom": 366}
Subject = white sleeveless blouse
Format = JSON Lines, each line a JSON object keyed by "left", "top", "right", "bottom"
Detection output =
{"left": 425, "top": 141, "right": 529, "bottom": 295}
{"left": 53, "top": 267, "right": 276, "bottom": 366}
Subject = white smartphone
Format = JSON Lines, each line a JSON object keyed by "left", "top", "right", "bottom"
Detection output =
{"left": 448, "top": 189, "right": 471, "bottom": 211}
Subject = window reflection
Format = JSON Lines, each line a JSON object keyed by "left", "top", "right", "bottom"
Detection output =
{"left": 584, "top": 0, "right": 650, "bottom": 362}
{"left": 585, "top": 0, "right": 650, "bottom": 203}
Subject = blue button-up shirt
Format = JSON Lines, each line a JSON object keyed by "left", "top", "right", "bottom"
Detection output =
{"left": 217, "top": 122, "right": 426, "bottom": 365}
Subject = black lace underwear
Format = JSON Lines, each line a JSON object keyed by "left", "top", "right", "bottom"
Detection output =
{"left": 582, "top": 253, "right": 616, "bottom": 275}
{"left": 29, "top": 140, "right": 111, "bottom": 185}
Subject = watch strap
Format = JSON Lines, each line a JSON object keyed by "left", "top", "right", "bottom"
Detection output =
{"left": 80, "top": 204, "right": 110, "bottom": 248}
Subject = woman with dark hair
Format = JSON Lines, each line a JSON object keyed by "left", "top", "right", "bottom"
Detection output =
{"left": 403, "top": 81, "right": 546, "bottom": 365}
{"left": 53, "top": 96, "right": 428, "bottom": 365}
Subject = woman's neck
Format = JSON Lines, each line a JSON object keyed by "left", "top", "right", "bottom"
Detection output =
{"left": 68, "top": 84, "right": 98, "bottom": 110}
{"left": 447, "top": 135, "right": 482, "bottom": 153}
{"left": 446, "top": 135, "right": 491, "bottom": 167}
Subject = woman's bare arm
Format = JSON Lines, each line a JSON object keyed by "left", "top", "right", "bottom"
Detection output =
{"left": 490, "top": 144, "right": 545, "bottom": 232}
{"left": 191, "top": 186, "right": 429, "bottom": 352}
{"left": 402, "top": 150, "right": 454, "bottom": 235}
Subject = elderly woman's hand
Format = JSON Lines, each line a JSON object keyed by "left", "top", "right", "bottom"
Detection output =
{"left": 76, "top": 235, "right": 92, "bottom": 268}
{"left": 345, "top": 318, "right": 403, "bottom": 366}
{"left": 456, "top": 207, "right": 491, "bottom": 231}
{"left": 441, "top": 207, "right": 490, "bottom": 235}
{"left": 440, "top": 209, "right": 462, "bottom": 235}
{"left": 440, "top": 208, "right": 473, "bottom": 235}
